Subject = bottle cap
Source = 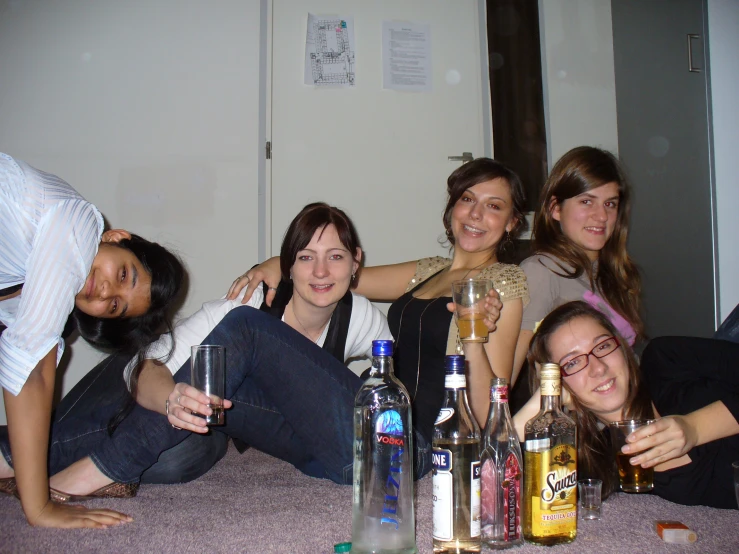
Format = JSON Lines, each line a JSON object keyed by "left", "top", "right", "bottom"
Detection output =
{"left": 333, "top": 542, "right": 352, "bottom": 552}
{"left": 490, "top": 377, "right": 509, "bottom": 402}
{"left": 372, "top": 340, "right": 393, "bottom": 357}
{"left": 444, "top": 354, "right": 465, "bottom": 374}
{"left": 540, "top": 363, "right": 560, "bottom": 379}
{"left": 540, "top": 363, "right": 561, "bottom": 396}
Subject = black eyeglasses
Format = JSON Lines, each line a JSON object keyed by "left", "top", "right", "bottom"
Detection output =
{"left": 560, "top": 336, "right": 621, "bottom": 376}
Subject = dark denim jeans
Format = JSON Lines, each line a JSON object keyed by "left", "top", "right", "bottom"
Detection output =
{"left": 1, "top": 307, "right": 432, "bottom": 485}
{"left": 715, "top": 302, "right": 739, "bottom": 344}
{"left": 0, "top": 353, "right": 228, "bottom": 484}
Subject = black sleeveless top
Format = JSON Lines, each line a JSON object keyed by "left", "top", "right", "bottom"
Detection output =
{"left": 387, "top": 273, "right": 453, "bottom": 443}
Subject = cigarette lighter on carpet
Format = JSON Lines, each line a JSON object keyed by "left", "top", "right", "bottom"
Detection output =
{"left": 655, "top": 521, "right": 697, "bottom": 544}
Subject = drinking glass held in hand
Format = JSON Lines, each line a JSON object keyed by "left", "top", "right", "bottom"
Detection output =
{"left": 609, "top": 420, "right": 656, "bottom": 493}
{"left": 191, "top": 345, "right": 226, "bottom": 425}
{"left": 451, "top": 279, "right": 493, "bottom": 343}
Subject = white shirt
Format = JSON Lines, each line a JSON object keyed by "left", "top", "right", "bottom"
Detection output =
{"left": 0, "top": 153, "right": 104, "bottom": 396}
{"left": 124, "top": 288, "right": 392, "bottom": 385}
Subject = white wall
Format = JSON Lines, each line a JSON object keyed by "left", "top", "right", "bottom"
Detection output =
{"left": 0, "top": 0, "right": 263, "bottom": 424}
{"left": 707, "top": 0, "right": 739, "bottom": 322}
{"left": 538, "top": 0, "right": 619, "bottom": 164}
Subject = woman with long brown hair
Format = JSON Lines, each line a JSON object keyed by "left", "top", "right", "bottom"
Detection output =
{"left": 514, "top": 301, "right": 739, "bottom": 509}
{"left": 512, "top": 146, "right": 643, "bottom": 386}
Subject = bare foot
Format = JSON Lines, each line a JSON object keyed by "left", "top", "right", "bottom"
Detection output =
{"left": 0, "top": 453, "right": 13, "bottom": 479}
{"left": 49, "top": 457, "right": 113, "bottom": 496}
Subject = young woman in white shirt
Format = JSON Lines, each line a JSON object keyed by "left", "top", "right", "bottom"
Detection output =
{"left": 0, "top": 153, "right": 185, "bottom": 529}
{"left": 1, "top": 203, "right": 392, "bottom": 508}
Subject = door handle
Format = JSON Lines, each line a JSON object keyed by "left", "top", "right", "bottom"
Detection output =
{"left": 448, "top": 152, "right": 474, "bottom": 163}
{"left": 687, "top": 34, "right": 701, "bottom": 73}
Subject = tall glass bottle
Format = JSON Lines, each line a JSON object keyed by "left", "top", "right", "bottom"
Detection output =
{"left": 480, "top": 378, "right": 523, "bottom": 549}
{"left": 432, "top": 355, "right": 481, "bottom": 554}
{"left": 522, "top": 364, "right": 577, "bottom": 546}
{"left": 351, "top": 340, "right": 417, "bottom": 554}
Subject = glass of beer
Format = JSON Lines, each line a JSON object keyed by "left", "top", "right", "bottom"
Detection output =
{"left": 191, "top": 344, "right": 226, "bottom": 425}
{"left": 608, "top": 419, "right": 656, "bottom": 493}
{"left": 451, "top": 279, "right": 493, "bottom": 343}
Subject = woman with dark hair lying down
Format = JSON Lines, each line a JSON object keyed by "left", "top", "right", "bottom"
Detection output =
{"left": 0, "top": 152, "right": 185, "bottom": 528}
{"left": 513, "top": 301, "right": 739, "bottom": 509}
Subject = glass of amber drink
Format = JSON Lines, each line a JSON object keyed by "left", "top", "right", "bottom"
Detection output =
{"left": 452, "top": 279, "right": 493, "bottom": 343}
{"left": 608, "top": 420, "right": 656, "bottom": 493}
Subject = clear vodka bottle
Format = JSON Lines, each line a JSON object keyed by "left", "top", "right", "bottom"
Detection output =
{"left": 432, "top": 355, "right": 481, "bottom": 554}
{"left": 351, "top": 340, "right": 417, "bottom": 554}
{"left": 480, "top": 378, "right": 523, "bottom": 549}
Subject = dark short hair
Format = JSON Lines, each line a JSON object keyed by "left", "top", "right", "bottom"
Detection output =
{"left": 72, "top": 234, "right": 185, "bottom": 354}
{"left": 279, "top": 203, "right": 362, "bottom": 281}
{"left": 442, "top": 158, "right": 527, "bottom": 254}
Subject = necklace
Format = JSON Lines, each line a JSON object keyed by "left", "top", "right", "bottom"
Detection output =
{"left": 290, "top": 304, "right": 329, "bottom": 343}
{"left": 396, "top": 255, "right": 496, "bottom": 398}
{"left": 457, "top": 253, "right": 495, "bottom": 281}
{"left": 395, "top": 295, "right": 443, "bottom": 399}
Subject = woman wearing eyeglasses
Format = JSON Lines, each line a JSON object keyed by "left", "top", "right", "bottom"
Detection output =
{"left": 513, "top": 301, "right": 739, "bottom": 509}
{"left": 511, "top": 146, "right": 644, "bottom": 387}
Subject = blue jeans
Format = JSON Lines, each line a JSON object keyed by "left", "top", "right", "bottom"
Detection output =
{"left": 3, "top": 307, "right": 432, "bottom": 485}
{"left": 715, "top": 302, "right": 739, "bottom": 344}
{"left": 0, "top": 353, "right": 228, "bottom": 484}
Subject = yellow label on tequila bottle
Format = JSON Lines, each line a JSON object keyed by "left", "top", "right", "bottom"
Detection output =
{"left": 530, "top": 444, "right": 577, "bottom": 537}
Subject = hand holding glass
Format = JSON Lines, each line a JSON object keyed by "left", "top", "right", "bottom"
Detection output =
{"left": 451, "top": 279, "right": 493, "bottom": 343}
{"left": 609, "top": 420, "right": 656, "bottom": 492}
{"left": 191, "top": 345, "right": 225, "bottom": 425}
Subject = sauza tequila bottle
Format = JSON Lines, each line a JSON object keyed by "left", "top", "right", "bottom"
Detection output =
{"left": 480, "top": 378, "right": 523, "bottom": 549}
{"left": 432, "top": 355, "right": 481, "bottom": 553}
{"left": 523, "top": 364, "right": 577, "bottom": 546}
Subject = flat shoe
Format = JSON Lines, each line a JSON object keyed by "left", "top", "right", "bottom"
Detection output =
{"left": 50, "top": 481, "right": 139, "bottom": 503}
{"left": 0, "top": 477, "right": 18, "bottom": 499}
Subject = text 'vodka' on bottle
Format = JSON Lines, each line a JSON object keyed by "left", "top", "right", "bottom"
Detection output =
{"left": 351, "top": 340, "right": 418, "bottom": 554}
{"left": 523, "top": 363, "right": 578, "bottom": 546}
{"left": 480, "top": 378, "right": 523, "bottom": 549}
{"left": 432, "top": 355, "right": 481, "bottom": 554}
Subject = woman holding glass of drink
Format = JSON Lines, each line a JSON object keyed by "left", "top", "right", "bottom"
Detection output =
{"left": 514, "top": 300, "right": 739, "bottom": 509}
{"left": 233, "top": 158, "right": 529, "bottom": 430}
{"left": 0, "top": 202, "right": 392, "bottom": 499}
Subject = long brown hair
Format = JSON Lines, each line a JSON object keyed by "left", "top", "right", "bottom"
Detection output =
{"left": 531, "top": 146, "right": 643, "bottom": 339}
{"left": 527, "top": 301, "right": 653, "bottom": 499}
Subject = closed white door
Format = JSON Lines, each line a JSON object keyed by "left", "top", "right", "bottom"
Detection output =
{"left": 269, "top": 1, "right": 490, "bottom": 265}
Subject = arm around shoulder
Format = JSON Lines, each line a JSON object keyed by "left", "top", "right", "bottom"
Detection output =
{"left": 354, "top": 261, "right": 420, "bottom": 302}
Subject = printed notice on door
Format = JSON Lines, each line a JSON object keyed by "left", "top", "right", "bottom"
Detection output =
{"left": 304, "top": 13, "right": 356, "bottom": 87}
{"left": 382, "top": 21, "right": 432, "bottom": 92}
